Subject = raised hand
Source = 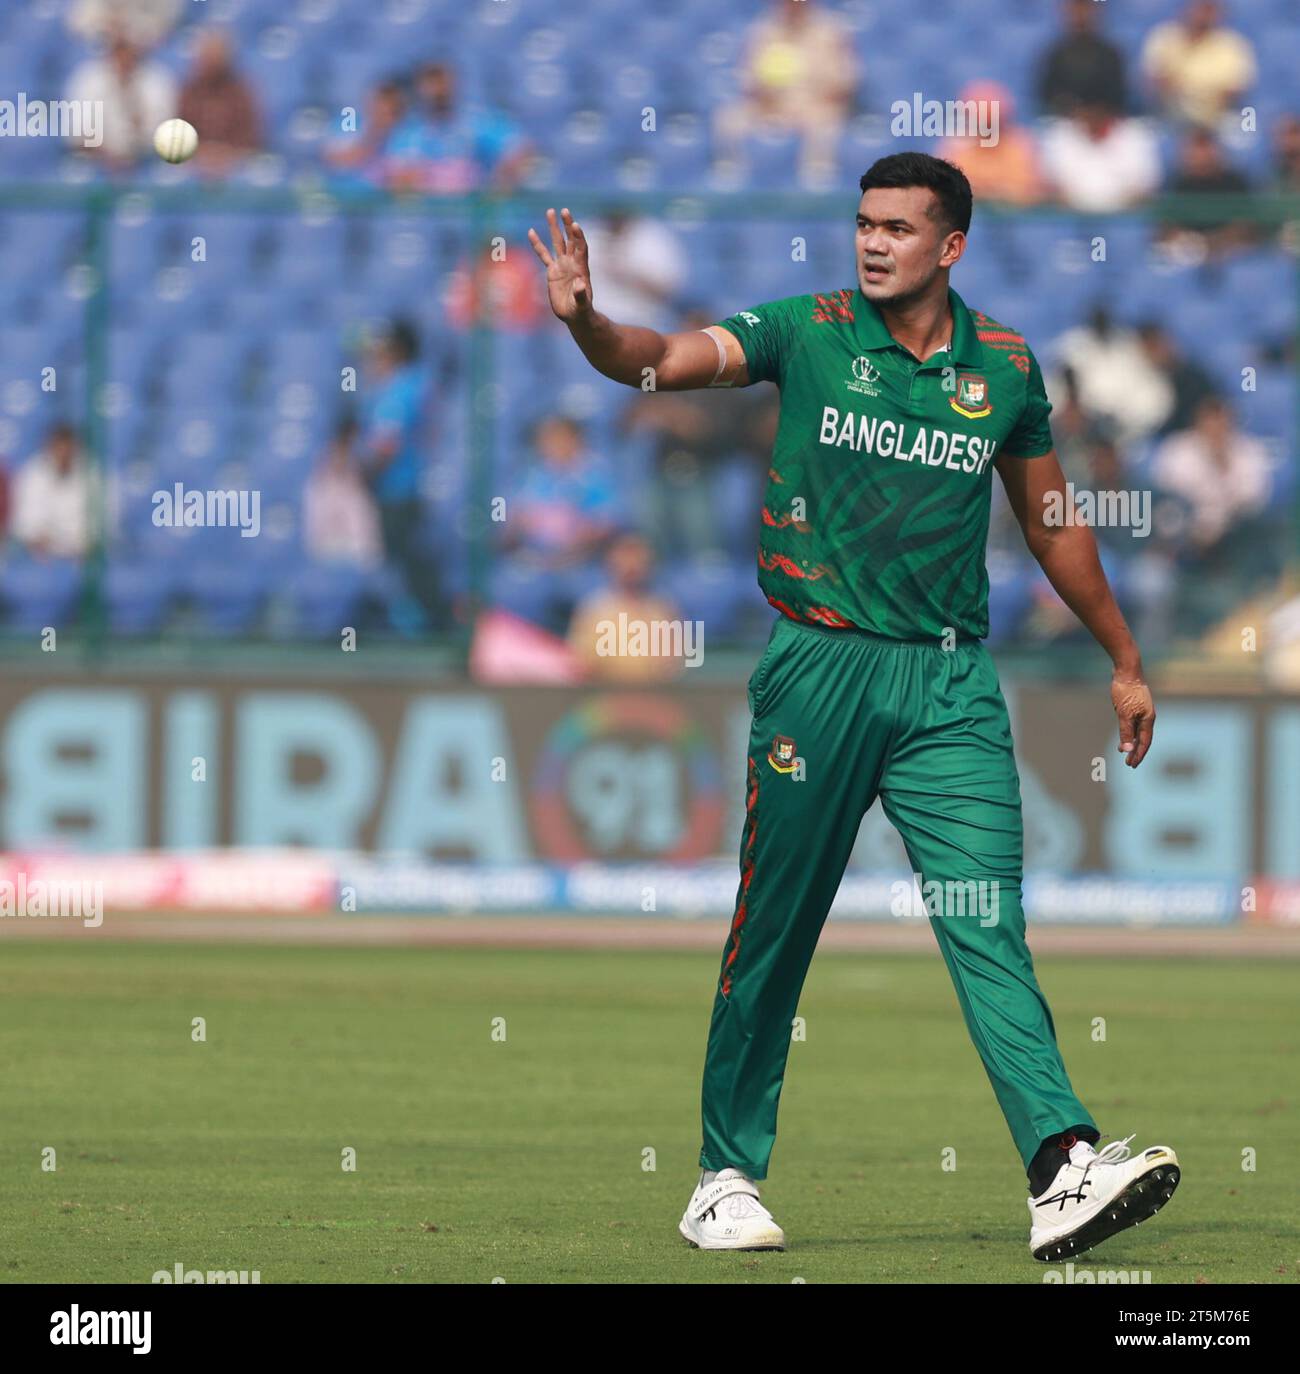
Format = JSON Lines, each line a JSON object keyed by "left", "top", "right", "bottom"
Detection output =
{"left": 527, "top": 207, "right": 593, "bottom": 322}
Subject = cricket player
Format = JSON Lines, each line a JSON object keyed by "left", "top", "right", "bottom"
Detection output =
{"left": 528, "top": 153, "right": 1180, "bottom": 1261}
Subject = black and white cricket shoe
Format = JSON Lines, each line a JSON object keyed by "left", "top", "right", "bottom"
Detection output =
{"left": 1028, "top": 1133, "right": 1180, "bottom": 1262}
{"left": 679, "top": 1168, "right": 786, "bottom": 1251}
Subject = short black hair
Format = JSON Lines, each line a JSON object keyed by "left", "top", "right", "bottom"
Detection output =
{"left": 859, "top": 153, "right": 973, "bottom": 236}
{"left": 387, "top": 319, "right": 420, "bottom": 362}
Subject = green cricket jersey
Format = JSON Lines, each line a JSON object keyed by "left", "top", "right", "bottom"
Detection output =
{"left": 715, "top": 285, "right": 1054, "bottom": 640}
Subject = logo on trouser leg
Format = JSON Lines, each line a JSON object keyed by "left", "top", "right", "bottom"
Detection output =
{"left": 767, "top": 735, "right": 797, "bottom": 773}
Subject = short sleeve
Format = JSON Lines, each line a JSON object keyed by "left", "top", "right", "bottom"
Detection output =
{"left": 1001, "top": 350, "right": 1054, "bottom": 459}
{"left": 382, "top": 118, "right": 425, "bottom": 162}
{"left": 713, "top": 296, "right": 802, "bottom": 386}
{"left": 580, "top": 470, "right": 620, "bottom": 520}
{"left": 370, "top": 388, "right": 409, "bottom": 436}
{"left": 368, "top": 376, "right": 422, "bottom": 447}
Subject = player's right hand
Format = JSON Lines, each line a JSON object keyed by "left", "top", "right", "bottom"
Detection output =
{"left": 1111, "top": 672, "right": 1156, "bottom": 768}
{"left": 527, "top": 207, "right": 593, "bottom": 323}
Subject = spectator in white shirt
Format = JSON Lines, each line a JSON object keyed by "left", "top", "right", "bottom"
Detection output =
{"left": 1152, "top": 396, "right": 1271, "bottom": 551}
{"left": 1040, "top": 102, "right": 1161, "bottom": 212}
{"left": 574, "top": 212, "right": 687, "bottom": 334}
{"left": 11, "top": 423, "right": 96, "bottom": 561}
{"left": 65, "top": 36, "right": 177, "bottom": 170}
{"left": 303, "top": 418, "right": 383, "bottom": 569}
{"left": 1049, "top": 307, "right": 1173, "bottom": 445}
{"left": 68, "top": 0, "right": 181, "bottom": 48}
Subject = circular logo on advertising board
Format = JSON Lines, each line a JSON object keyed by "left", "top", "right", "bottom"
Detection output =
{"left": 531, "top": 695, "right": 725, "bottom": 861}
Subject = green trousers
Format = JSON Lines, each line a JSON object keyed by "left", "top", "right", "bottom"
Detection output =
{"left": 700, "top": 616, "right": 1096, "bottom": 1179}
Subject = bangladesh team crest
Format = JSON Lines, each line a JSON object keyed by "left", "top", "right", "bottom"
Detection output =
{"left": 767, "top": 734, "right": 798, "bottom": 774}
{"left": 950, "top": 372, "right": 992, "bottom": 419}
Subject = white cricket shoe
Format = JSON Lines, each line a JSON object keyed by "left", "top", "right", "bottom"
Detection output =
{"left": 679, "top": 1168, "right": 786, "bottom": 1251}
{"left": 1028, "top": 1134, "right": 1180, "bottom": 1262}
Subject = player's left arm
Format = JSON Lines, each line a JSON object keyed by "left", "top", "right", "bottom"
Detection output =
{"left": 996, "top": 449, "right": 1155, "bottom": 769}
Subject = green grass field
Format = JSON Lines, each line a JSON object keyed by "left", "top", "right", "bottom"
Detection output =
{"left": 1, "top": 940, "right": 1294, "bottom": 1284}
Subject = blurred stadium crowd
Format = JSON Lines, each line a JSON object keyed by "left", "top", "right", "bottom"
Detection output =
{"left": 0, "top": 0, "right": 1296, "bottom": 673}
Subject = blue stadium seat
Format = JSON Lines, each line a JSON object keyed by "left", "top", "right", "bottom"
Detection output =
{"left": 0, "top": 553, "right": 83, "bottom": 631}
{"left": 2, "top": 213, "right": 83, "bottom": 279}
{"left": 172, "top": 520, "right": 298, "bottom": 625}
{"left": 104, "top": 554, "right": 179, "bottom": 634}
{"left": 1246, "top": 367, "right": 1294, "bottom": 446}
{"left": 736, "top": 132, "right": 803, "bottom": 189}
{"left": 712, "top": 453, "right": 764, "bottom": 562}
{"left": 161, "top": 332, "right": 246, "bottom": 408}
{"left": 284, "top": 562, "right": 370, "bottom": 637}
{"left": 647, "top": 117, "right": 713, "bottom": 185}
{"left": 152, "top": 410, "right": 240, "bottom": 473}
{"left": 106, "top": 325, "right": 166, "bottom": 398}
{"left": 0, "top": 324, "right": 61, "bottom": 371}
{"left": 251, "top": 330, "right": 343, "bottom": 411}
{"left": 323, "top": 50, "right": 408, "bottom": 112}
{"left": 241, "top": 30, "right": 312, "bottom": 126}
{"left": 837, "top": 119, "right": 893, "bottom": 182}
{"left": 662, "top": 558, "right": 752, "bottom": 637}
{"left": 986, "top": 550, "right": 1034, "bottom": 647}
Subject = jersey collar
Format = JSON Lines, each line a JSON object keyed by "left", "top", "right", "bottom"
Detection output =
{"left": 853, "top": 285, "right": 984, "bottom": 367}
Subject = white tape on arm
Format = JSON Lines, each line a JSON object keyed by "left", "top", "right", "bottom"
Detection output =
{"left": 700, "top": 327, "right": 734, "bottom": 387}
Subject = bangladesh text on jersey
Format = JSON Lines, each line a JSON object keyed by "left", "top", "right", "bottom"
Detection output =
{"left": 714, "top": 286, "right": 1054, "bottom": 639}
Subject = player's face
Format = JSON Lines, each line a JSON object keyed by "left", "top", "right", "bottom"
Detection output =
{"left": 854, "top": 187, "right": 964, "bottom": 305}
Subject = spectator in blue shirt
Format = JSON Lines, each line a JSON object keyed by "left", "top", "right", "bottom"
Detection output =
{"left": 384, "top": 62, "right": 531, "bottom": 194}
{"left": 493, "top": 415, "right": 624, "bottom": 634}
{"left": 361, "top": 320, "right": 442, "bottom": 628}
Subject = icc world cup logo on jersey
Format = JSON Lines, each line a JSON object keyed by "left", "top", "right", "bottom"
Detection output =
{"left": 950, "top": 372, "right": 993, "bottom": 419}
{"left": 846, "top": 355, "right": 882, "bottom": 397}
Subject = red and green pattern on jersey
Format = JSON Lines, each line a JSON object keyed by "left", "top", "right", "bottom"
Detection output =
{"left": 715, "top": 286, "right": 1055, "bottom": 640}
{"left": 720, "top": 755, "right": 759, "bottom": 998}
